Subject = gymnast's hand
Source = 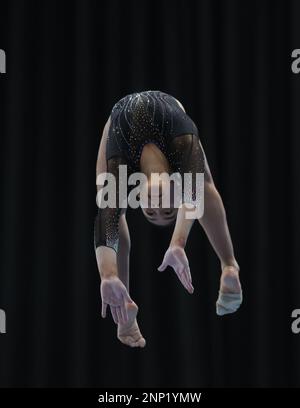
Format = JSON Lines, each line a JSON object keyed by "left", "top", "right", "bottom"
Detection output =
{"left": 158, "top": 246, "right": 194, "bottom": 294}
{"left": 100, "top": 276, "right": 133, "bottom": 324}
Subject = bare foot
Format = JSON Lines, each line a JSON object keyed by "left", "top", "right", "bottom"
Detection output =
{"left": 220, "top": 266, "right": 242, "bottom": 294}
{"left": 117, "top": 302, "right": 146, "bottom": 348}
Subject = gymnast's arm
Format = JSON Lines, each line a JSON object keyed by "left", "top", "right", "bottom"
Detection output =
{"left": 94, "top": 123, "right": 132, "bottom": 323}
{"left": 168, "top": 100, "right": 198, "bottom": 247}
{"left": 94, "top": 155, "right": 126, "bottom": 278}
{"left": 94, "top": 118, "right": 117, "bottom": 279}
{"left": 157, "top": 133, "right": 205, "bottom": 293}
{"left": 169, "top": 133, "right": 205, "bottom": 244}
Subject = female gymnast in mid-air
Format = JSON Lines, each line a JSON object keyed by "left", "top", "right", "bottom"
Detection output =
{"left": 94, "top": 90, "right": 242, "bottom": 348}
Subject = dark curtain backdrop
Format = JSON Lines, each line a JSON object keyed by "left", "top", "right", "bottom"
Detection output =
{"left": 0, "top": 0, "right": 299, "bottom": 387}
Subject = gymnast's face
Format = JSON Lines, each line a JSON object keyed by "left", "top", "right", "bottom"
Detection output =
{"left": 142, "top": 207, "right": 177, "bottom": 226}
{"left": 140, "top": 177, "right": 178, "bottom": 226}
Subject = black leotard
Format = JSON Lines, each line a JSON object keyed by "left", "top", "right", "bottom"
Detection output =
{"left": 94, "top": 90, "right": 204, "bottom": 252}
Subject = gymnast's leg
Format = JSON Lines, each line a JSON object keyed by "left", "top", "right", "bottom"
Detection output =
{"left": 117, "top": 213, "right": 146, "bottom": 347}
{"left": 198, "top": 144, "right": 242, "bottom": 315}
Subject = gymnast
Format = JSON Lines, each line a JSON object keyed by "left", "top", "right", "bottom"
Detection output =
{"left": 94, "top": 90, "right": 242, "bottom": 348}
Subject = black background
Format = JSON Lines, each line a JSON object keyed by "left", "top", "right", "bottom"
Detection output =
{"left": 0, "top": 0, "right": 300, "bottom": 387}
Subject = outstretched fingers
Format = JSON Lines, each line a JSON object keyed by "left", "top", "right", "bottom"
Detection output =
{"left": 121, "top": 295, "right": 130, "bottom": 323}
{"left": 157, "top": 247, "right": 194, "bottom": 294}
{"left": 184, "top": 265, "right": 194, "bottom": 293}
{"left": 176, "top": 266, "right": 189, "bottom": 292}
{"left": 116, "top": 307, "right": 123, "bottom": 324}
{"left": 120, "top": 304, "right": 128, "bottom": 324}
{"left": 176, "top": 265, "right": 194, "bottom": 294}
{"left": 173, "top": 251, "right": 194, "bottom": 294}
{"left": 110, "top": 306, "right": 119, "bottom": 324}
{"left": 102, "top": 301, "right": 108, "bottom": 318}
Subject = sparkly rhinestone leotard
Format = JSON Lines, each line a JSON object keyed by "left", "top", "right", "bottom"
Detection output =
{"left": 94, "top": 90, "right": 204, "bottom": 252}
